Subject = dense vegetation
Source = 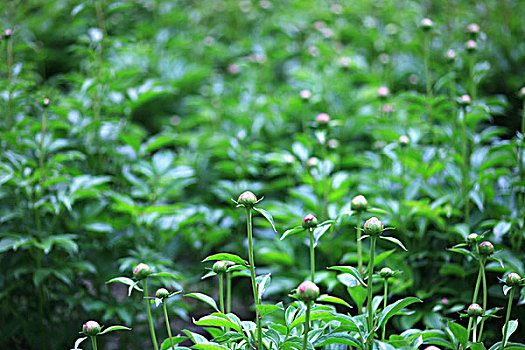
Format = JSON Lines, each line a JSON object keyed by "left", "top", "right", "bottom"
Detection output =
{"left": 1, "top": 0, "right": 525, "bottom": 349}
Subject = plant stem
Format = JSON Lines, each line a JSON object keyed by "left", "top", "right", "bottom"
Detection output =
{"left": 460, "top": 105, "right": 470, "bottom": 224}
{"left": 366, "top": 236, "right": 377, "bottom": 350}
{"left": 39, "top": 108, "right": 47, "bottom": 183}
{"left": 467, "top": 262, "right": 483, "bottom": 340}
{"left": 143, "top": 279, "right": 158, "bottom": 350}
{"left": 478, "top": 258, "right": 487, "bottom": 340}
{"left": 469, "top": 55, "right": 476, "bottom": 100}
{"left": 163, "top": 301, "right": 175, "bottom": 350}
{"left": 501, "top": 287, "right": 515, "bottom": 350}
{"left": 473, "top": 319, "right": 477, "bottom": 343}
{"left": 226, "top": 272, "right": 232, "bottom": 314}
{"left": 246, "top": 208, "right": 262, "bottom": 349}
{"left": 309, "top": 228, "right": 315, "bottom": 282}
{"left": 356, "top": 212, "right": 363, "bottom": 274}
{"left": 423, "top": 32, "right": 433, "bottom": 142}
{"left": 90, "top": 336, "right": 98, "bottom": 350}
{"left": 520, "top": 100, "right": 525, "bottom": 251}
{"left": 6, "top": 37, "right": 14, "bottom": 129}
{"left": 219, "top": 273, "right": 225, "bottom": 313}
{"left": 302, "top": 301, "right": 311, "bottom": 350}
{"left": 381, "top": 278, "right": 388, "bottom": 340}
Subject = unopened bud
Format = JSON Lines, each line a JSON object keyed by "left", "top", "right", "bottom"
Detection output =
{"left": 446, "top": 49, "right": 456, "bottom": 62}
{"left": 82, "top": 320, "right": 101, "bottom": 336}
{"left": 467, "top": 233, "right": 478, "bottom": 244}
{"left": 467, "top": 303, "right": 483, "bottom": 317}
{"left": 420, "top": 18, "right": 433, "bottom": 31}
{"left": 351, "top": 195, "right": 368, "bottom": 212}
{"left": 213, "top": 260, "right": 235, "bottom": 274}
{"left": 364, "top": 217, "right": 384, "bottom": 236}
{"left": 295, "top": 281, "right": 320, "bottom": 302}
{"left": 133, "top": 263, "right": 152, "bottom": 280}
{"left": 465, "top": 40, "right": 477, "bottom": 52}
{"left": 505, "top": 273, "right": 522, "bottom": 287}
{"left": 4, "top": 29, "right": 12, "bottom": 39}
{"left": 466, "top": 23, "right": 480, "bottom": 36}
{"left": 302, "top": 213, "right": 318, "bottom": 229}
{"left": 300, "top": 89, "right": 312, "bottom": 100}
{"left": 518, "top": 87, "right": 525, "bottom": 99}
{"left": 478, "top": 241, "right": 494, "bottom": 256}
{"left": 399, "top": 135, "right": 409, "bottom": 146}
{"left": 42, "top": 98, "right": 50, "bottom": 108}
{"left": 316, "top": 113, "right": 330, "bottom": 125}
{"left": 156, "top": 288, "right": 169, "bottom": 298}
{"left": 378, "top": 86, "right": 389, "bottom": 99}
{"left": 379, "top": 267, "right": 394, "bottom": 279}
{"left": 458, "top": 94, "right": 471, "bottom": 106}
{"left": 237, "top": 191, "right": 257, "bottom": 207}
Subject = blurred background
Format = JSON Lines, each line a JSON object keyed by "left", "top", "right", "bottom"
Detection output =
{"left": 1, "top": 0, "right": 525, "bottom": 348}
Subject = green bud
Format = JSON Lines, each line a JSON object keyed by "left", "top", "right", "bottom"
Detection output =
{"left": 467, "top": 303, "right": 483, "bottom": 317}
{"left": 133, "top": 263, "right": 152, "bottom": 280}
{"left": 237, "top": 191, "right": 257, "bottom": 207}
{"left": 478, "top": 241, "right": 494, "bottom": 256}
{"left": 302, "top": 213, "right": 318, "bottom": 229}
{"left": 351, "top": 195, "right": 368, "bottom": 212}
{"left": 505, "top": 273, "right": 522, "bottom": 287}
{"left": 364, "top": 217, "right": 384, "bottom": 236}
{"left": 213, "top": 260, "right": 235, "bottom": 274}
{"left": 82, "top": 320, "right": 101, "bottom": 336}
{"left": 379, "top": 267, "right": 394, "bottom": 279}
{"left": 295, "top": 281, "right": 320, "bottom": 302}
{"left": 156, "top": 288, "right": 169, "bottom": 298}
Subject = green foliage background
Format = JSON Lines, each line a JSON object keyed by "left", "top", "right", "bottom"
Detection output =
{"left": 1, "top": 0, "right": 524, "bottom": 348}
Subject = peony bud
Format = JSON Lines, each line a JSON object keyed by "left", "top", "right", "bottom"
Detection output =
{"left": 518, "top": 87, "right": 525, "bottom": 99}
{"left": 467, "top": 233, "right": 478, "bottom": 244}
{"left": 133, "top": 263, "right": 152, "bottom": 280}
{"left": 446, "top": 49, "right": 456, "bottom": 62}
{"left": 378, "top": 86, "right": 389, "bottom": 99}
{"left": 399, "top": 135, "right": 409, "bottom": 146}
{"left": 300, "top": 89, "right": 312, "bottom": 100}
{"left": 467, "top": 303, "right": 483, "bottom": 317}
{"left": 4, "top": 28, "right": 12, "bottom": 39}
{"left": 419, "top": 18, "right": 433, "bottom": 31}
{"left": 465, "top": 40, "right": 477, "bottom": 52}
{"left": 458, "top": 94, "right": 471, "bottom": 106}
{"left": 156, "top": 288, "right": 169, "bottom": 298}
{"left": 466, "top": 23, "right": 480, "bottom": 36}
{"left": 42, "top": 98, "right": 50, "bottom": 108}
{"left": 425, "top": 346, "right": 441, "bottom": 350}
{"left": 316, "top": 113, "right": 330, "bottom": 125}
{"left": 295, "top": 281, "right": 320, "bottom": 302}
{"left": 505, "top": 273, "right": 522, "bottom": 287}
{"left": 478, "top": 241, "right": 494, "bottom": 256}
{"left": 213, "top": 260, "right": 235, "bottom": 274}
{"left": 351, "top": 195, "right": 368, "bottom": 212}
{"left": 379, "top": 267, "right": 394, "bottom": 279}
{"left": 302, "top": 213, "right": 318, "bottom": 229}
{"left": 364, "top": 217, "right": 384, "bottom": 236}
{"left": 82, "top": 320, "right": 101, "bottom": 336}
{"left": 306, "top": 157, "right": 319, "bottom": 167}
{"left": 237, "top": 191, "right": 257, "bottom": 207}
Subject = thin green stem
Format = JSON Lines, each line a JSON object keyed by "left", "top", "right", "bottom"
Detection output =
{"left": 143, "top": 279, "right": 158, "bottom": 350}
{"left": 501, "top": 287, "right": 515, "bottom": 350}
{"left": 520, "top": 100, "right": 525, "bottom": 251}
{"left": 469, "top": 55, "right": 476, "bottom": 100}
{"left": 163, "top": 301, "right": 175, "bottom": 350}
{"left": 39, "top": 109, "right": 47, "bottom": 183}
{"left": 309, "top": 228, "right": 315, "bottom": 282}
{"left": 478, "top": 258, "right": 487, "bottom": 340}
{"left": 226, "top": 273, "right": 232, "bottom": 314}
{"left": 381, "top": 279, "right": 388, "bottom": 340}
{"left": 461, "top": 105, "right": 470, "bottom": 224}
{"left": 366, "top": 236, "right": 377, "bottom": 350}
{"left": 467, "top": 318, "right": 473, "bottom": 343}
{"left": 6, "top": 37, "right": 14, "bottom": 129}
{"left": 219, "top": 273, "right": 225, "bottom": 313}
{"left": 473, "top": 319, "right": 477, "bottom": 343}
{"left": 246, "top": 208, "right": 262, "bottom": 349}
{"left": 90, "top": 336, "right": 98, "bottom": 350}
{"left": 423, "top": 32, "right": 433, "bottom": 143}
{"left": 302, "top": 302, "right": 311, "bottom": 350}
{"left": 357, "top": 212, "right": 363, "bottom": 274}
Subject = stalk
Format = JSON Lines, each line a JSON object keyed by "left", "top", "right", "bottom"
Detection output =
{"left": 246, "top": 208, "right": 262, "bottom": 349}
{"left": 520, "top": 100, "right": 525, "bottom": 250}
{"left": 163, "top": 301, "right": 175, "bottom": 350}
{"left": 219, "top": 273, "right": 225, "bottom": 313}
{"left": 478, "top": 258, "right": 488, "bottom": 340}
{"left": 501, "top": 287, "right": 515, "bottom": 350}
{"left": 309, "top": 228, "right": 315, "bottom": 281}
{"left": 381, "top": 278, "right": 388, "bottom": 340}
{"left": 143, "top": 279, "right": 158, "bottom": 350}
{"left": 90, "top": 336, "right": 98, "bottom": 350}
{"left": 6, "top": 36, "right": 14, "bottom": 129}
{"left": 302, "top": 301, "right": 311, "bottom": 350}
{"left": 356, "top": 212, "right": 363, "bottom": 274}
{"left": 467, "top": 261, "right": 482, "bottom": 340}
{"left": 472, "top": 319, "right": 477, "bottom": 343}
{"left": 460, "top": 105, "right": 470, "bottom": 224}
{"left": 469, "top": 55, "right": 476, "bottom": 100}
{"left": 226, "top": 272, "right": 232, "bottom": 314}
{"left": 366, "top": 237, "right": 377, "bottom": 350}
{"left": 423, "top": 31, "right": 433, "bottom": 142}
{"left": 39, "top": 108, "right": 47, "bottom": 183}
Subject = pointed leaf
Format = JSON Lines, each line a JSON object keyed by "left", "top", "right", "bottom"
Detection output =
{"left": 73, "top": 337, "right": 87, "bottom": 350}
{"left": 160, "top": 337, "right": 189, "bottom": 350}
{"left": 99, "top": 325, "right": 132, "bottom": 335}
{"left": 256, "top": 273, "right": 271, "bottom": 301}
{"left": 185, "top": 293, "right": 219, "bottom": 312}
{"left": 253, "top": 207, "right": 277, "bottom": 232}
{"left": 150, "top": 272, "right": 180, "bottom": 280}
{"left": 328, "top": 266, "right": 367, "bottom": 287}
{"left": 314, "top": 333, "right": 361, "bottom": 348}
{"left": 191, "top": 342, "right": 230, "bottom": 350}
{"left": 503, "top": 320, "right": 518, "bottom": 343}
{"left": 202, "top": 253, "right": 248, "bottom": 267}
{"left": 194, "top": 313, "right": 242, "bottom": 332}
{"left": 377, "top": 297, "right": 422, "bottom": 329}
{"left": 313, "top": 224, "right": 332, "bottom": 246}
{"left": 256, "top": 302, "right": 284, "bottom": 318}
{"left": 280, "top": 226, "right": 305, "bottom": 240}
{"left": 317, "top": 294, "right": 352, "bottom": 309}
{"left": 380, "top": 236, "right": 408, "bottom": 251}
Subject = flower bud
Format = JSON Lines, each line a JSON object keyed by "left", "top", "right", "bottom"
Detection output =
{"left": 82, "top": 320, "right": 101, "bottom": 336}
{"left": 364, "top": 217, "right": 384, "bottom": 236}
{"left": 466, "top": 23, "right": 480, "bottom": 36}
{"left": 300, "top": 89, "right": 312, "bottom": 100}
{"left": 4, "top": 28, "right": 12, "bottom": 39}
{"left": 478, "top": 241, "right": 494, "bottom": 256}
{"left": 419, "top": 18, "right": 433, "bottom": 31}
{"left": 237, "top": 191, "right": 257, "bottom": 207}
{"left": 446, "top": 49, "right": 456, "bottom": 62}
{"left": 351, "top": 195, "right": 368, "bottom": 212}
{"left": 465, "top": 40, "right": 477, "bottom": 52}
{"left": 213, "top": 260, "right": 235, "bottom": 274}
{"left": 505, "top": 273, "right": 522, "bottom": 287}
{"left": 399, "top": 135, "right": 409, "bottom": 146}
{"left": 467, "top": 233, "right": 478, "bottom": 244}
{"left": 518, "top": 87, "right": 525, "bottom": 99}
{"left": 42, "top": 98, "right": 50, "bottom": 108}
{"left": 302, "top": 213, "right": 318, "bottom": 229}
{"left": 156, "top": 288, "right": 169, "bottom": 298}
{"left": 306, "top": 157, "right": 319, "bottom": 167}
{"left": 316, "top": 113, "right": 330, "bottom": 125}
{"left": 378, "top": 86, "right": 389, "bottom": 99}
{"left": 295, "top": 281, "right": 320, "bottom": 302}
{"left": 379, "top": 267, "right": 394, "bottom": 279}
{"left": 467, "top": 303, "right": 483, "bottom": 317}
{"left": 425, "top": 346, "right": 441, "bottom": 350}
{"left": 458, "top": 94, "right": 471, "bottom": 106}
{"left": 133, "top": 263, "right": 152, "bottom": 280}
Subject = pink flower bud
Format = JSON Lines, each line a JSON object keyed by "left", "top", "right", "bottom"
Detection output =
{"left": 478, "top": 241, "right": 494, "bottom": 256}
{"left": 420, "top": 18, "right": 433, "bottom": 31}
{"left": 302, "top": 213, "right": 318, "bottom": 229}
{"left": 518, "top": 87, "right": 525, "bottom": 99}
{"left": 306, "top": 157, "right": 319, "bottom": 167}
{"left": 351, "top": 195, "right": 368, "bottom": 212}
{"left": 399, "top": 135, "right": 409, "bottom": 146}
{"left": 467, "top": 233, "right": 478, "bottom": 244}
{"left": 296, "top": 281, "right": 320, "bottom": 301}
{"left": 379, "top": 267, "right": 394, "bottom": 278}
{"left": 133, "top": 263, "right": 152, "bottom": 280}
{"left": 467, "top": 303, "right": 483, "bottom": 317}
{"left": 316, "top": 113, "right": 330, "bottom": 124}
{"left": 458, "top": 94, "right": 471, "bottom": 106}
{"left": 505, "top": 273, "right": 522, "bottom": 287}
{"left": 382, "top": 104, "right": 393, "bottom": 113}
{"left": 156, "top": 288, "right": 169, "bottom": 298}
{"left": 4, "top": 28, "right": 12, "bottom": 39}
{"left": 378, "top": 86, "right": 389, "bottom": 98}
{"left": 446, "top": 49, "right": 456, "bottom": 62}
{"left": 300, "top": 89, "right": 312, "bottom": 100}
{"left": 465, "top": 40, "right": 477, "bottom": 52}
{"left": 83, "top": 320, "right": 101, "bottom": 336}
{"left": 237, "top": 191, "right": 257, "bottom": 206}
{"left": 213, "top": 260, "right": 235, "bottom": 274}
{"left": 364, "top": 217, "right": 384, "bottom": 236}
{"left": 466, "top": 23, "right": 480, "bottom": 35}
{"left": 42, "top": 98, "right": 51, "bottom": 108}
{"left": 227, "top": 63, "right": 240, "bottom": 74}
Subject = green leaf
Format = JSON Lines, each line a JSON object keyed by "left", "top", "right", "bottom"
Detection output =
{"left": 447, "top": 322, "right": 468, "bottom": 349}
{"left": 256, "top": 302, "right": 284, "bottom": 318}
{"left": 185, "top": 293, "right": 220, "bottom": 312}
{"left": 202, "top": 253, "right": 248, "bottom": 267}
{"left": 72, "top": 337, "right": 87, "bottom": 350}
{"left": 314, "top": 333, "right": 361, "bottom": 348}
{"left": 160, "top": 337, "right": 189, "bottom": 350}
{"left": 253, "top": 207, "right": 277, "bottom": 232}
{"left": 290, "top": 311, "right": 335, "bottom": 329}
{"left": 150, "top": 272, "right": 180, "bottom": 280}
{"left": 194, "top": 313, "right": 242, "bottom": 332}
{"left": 503, "top": 320, "right": 518, "bottom": 343}
{"left": 280, "top": 226, "right": 305, "bottom": 240}
{"left": 471, "top": 343, "right": 487, "bottom": 350}
{"left": 106, "top": 277, "right": 135, "bottom": 287}
{"left": 191, "top": 342, "right": 230, "bottom": 350}
{"left": 99, "top": 325, "right": 132, "bottom": 335}
{"left": 256, "top": 273, "right": 271, "bottom": 300}
{"left": 379, "top": 236, "right": 408, "bottom": 251}
{"left": 317, "top": 294, "right": 352, "bottom": 308}
{"left": 377, "top": 297, "right": 422, "bottom": 329}
{"left": 448, "top": 248, "right": 477, "bottom": 260}
{"left": 328, "top": 266, "right": 367, "bottom": 287}
{"left": 313, "top": 224, "right": 332, "bottom": 246}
